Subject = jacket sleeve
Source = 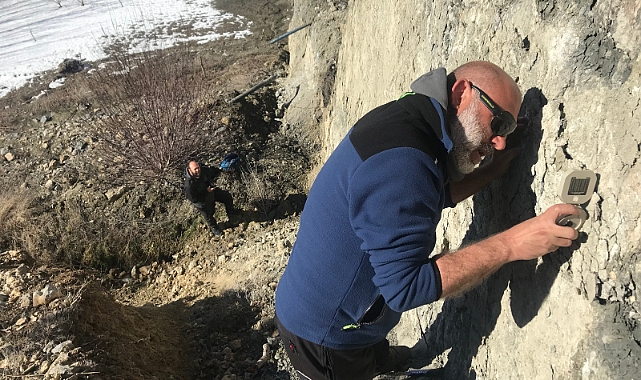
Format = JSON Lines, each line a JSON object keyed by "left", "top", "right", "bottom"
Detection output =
{"left": 348, "top": 147, "right": 446, "bottom": 312}
{"left": 184, "top": 177, "right": 205, "bottom": 205}
{"left": 203, "top": 166, "right": 221, "bottom": 183}
{"left": 184, "top": 178, "right": 195, "bottom": 202}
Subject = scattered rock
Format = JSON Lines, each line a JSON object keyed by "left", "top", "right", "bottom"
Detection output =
{"left": 51, "top": 340, "right": 73, "bottom": 354}
{"left": 33, "top": 284, "right": 63, "bottom": 307}
{"left": 58, "top": 58, "right": 85, "bottom": 75}
{"left": 105, "top": 185, "right": 129, "bottom": 202}
{"left": 43, "top": 341, "right": 55, "bottom": 353}
{"left": 15, "top": 264, "right": 29, "bottom": 278}
{"left": 108, "top": 268, "right": 119, "bottom": 279}
{"left": 230, "top": 339, "right": 242, "bottom": 350}
{"left": 19, "top": 294, "right": 31, "bottom": 308}
{"left": 39, "top": 360, "right": 51, "bottom": 374}
{"left": 139, "top": 266, "right": 151, "bottom": 276}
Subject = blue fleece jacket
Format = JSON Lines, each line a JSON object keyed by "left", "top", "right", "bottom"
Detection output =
{"left": 275, "top": 69, "right": 455, "bottom": 349}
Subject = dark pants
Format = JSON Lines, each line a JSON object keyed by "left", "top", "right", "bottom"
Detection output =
{"left": 275, "top": 315, "right": 391, "bottom": 380}
{"left": 194, "top": 188, "right": 234, "bottom": 229}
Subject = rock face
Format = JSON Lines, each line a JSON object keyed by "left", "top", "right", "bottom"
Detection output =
{"left": 284, "top": 0, "right": 641, "bottom": 379}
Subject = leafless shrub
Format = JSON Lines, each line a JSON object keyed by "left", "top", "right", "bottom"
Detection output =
{"left": 86, "top": 45, "right": 211, "bottom": 183}
{"left": 240, "top": 163, "right": 278, "bottom": 218}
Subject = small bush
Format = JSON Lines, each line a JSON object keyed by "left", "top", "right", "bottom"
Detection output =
{"left": 239, "top": 163, "right": 279, "bottom": 218}
{"left": 86, "top": 45, "right": 212, "bottom": 183}
{"left": 44, "top": 199, "right": 185, "bottom": 269}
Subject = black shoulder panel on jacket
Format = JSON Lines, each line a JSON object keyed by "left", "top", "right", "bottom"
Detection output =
{"left": 349, "top": 94, "right": 446, "bottom": 162}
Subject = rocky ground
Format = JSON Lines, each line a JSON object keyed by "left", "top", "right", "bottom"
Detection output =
{"left": 0, "top": 1, "right": 317, "bottom": 379}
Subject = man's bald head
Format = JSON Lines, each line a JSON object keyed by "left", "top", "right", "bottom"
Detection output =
{"left": 451, "top": 61, "right": 522, "bottom": 118}
{"left": 188, "top": 160, "right": 201, "bottom": 178}
{"left": 445, "top": 61, "right": 522, "bottom": 177}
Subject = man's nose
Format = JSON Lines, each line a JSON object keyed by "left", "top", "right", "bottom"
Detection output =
{"left": 490, "top": 135, "right": 507, "bottom": 151}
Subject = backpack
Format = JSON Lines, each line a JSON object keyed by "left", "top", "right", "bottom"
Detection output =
{"left": 219, "top": 153, "right": 240, "bottom": 172}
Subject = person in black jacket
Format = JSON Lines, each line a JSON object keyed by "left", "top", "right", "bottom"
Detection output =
{"left": 184, "top": 160, "right": 236, "bottom": 236}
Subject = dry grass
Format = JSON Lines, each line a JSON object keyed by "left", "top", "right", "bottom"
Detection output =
{"left": 44, "top": 199, "right": 184, "bottom": 269}
{"left": 0, "top": 190, "right": 40, "bottom": 251}
{"left": 0, "top": 188, "right": 184, "bottom": 269}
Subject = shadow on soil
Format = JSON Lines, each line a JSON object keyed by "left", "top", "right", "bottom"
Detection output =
{"left": 73, "top": 285, "right": 291, "bottom": 379}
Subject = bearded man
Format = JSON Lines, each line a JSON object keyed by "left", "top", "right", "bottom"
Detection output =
{"left": 184, "top": 160, "right": 237, "bottom": 236}
{"left": 274, "top": 61, "right": 580, "bottom": 380}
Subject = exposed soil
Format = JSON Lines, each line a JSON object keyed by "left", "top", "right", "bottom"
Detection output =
{"left": 0, "top": 1, "right": 311, "bottom": 379}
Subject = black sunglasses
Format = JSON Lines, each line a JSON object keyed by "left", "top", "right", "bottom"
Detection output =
{"left": 470, "top": 84, "right": 517, "bottom": 137}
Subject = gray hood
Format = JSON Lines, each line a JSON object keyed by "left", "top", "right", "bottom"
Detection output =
{"left": 185, "top": 167, "right": 194, "bottom": 180}
{"left": 410, "top": 68, "right": 449, "bottom": 111}
{"left": 411, "top": 68, "right": 466, "bottom": 182}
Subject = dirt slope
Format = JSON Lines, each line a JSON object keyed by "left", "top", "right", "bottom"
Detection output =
{"left": 0, "top": 1, "right": 309, "bottom": 379}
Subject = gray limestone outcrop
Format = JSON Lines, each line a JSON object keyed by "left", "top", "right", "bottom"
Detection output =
{"left": 282, "top": 0, "right": 641, "bottom": 378}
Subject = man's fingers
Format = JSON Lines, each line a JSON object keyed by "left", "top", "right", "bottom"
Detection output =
{"left": 493, "top": 147, "right": 520, "bottom": 161}
{"left": 548, "top": 204, "right": 582, "bottom": 222}
{"left": 552, "top": 236, "right": 574, "bottom": 248}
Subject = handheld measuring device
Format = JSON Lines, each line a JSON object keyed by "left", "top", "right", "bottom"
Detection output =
{"left": 556, "top": 169, "right": 597, "bottom": 231}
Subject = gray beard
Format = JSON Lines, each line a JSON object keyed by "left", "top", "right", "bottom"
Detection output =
{"left": 448, "top": 100, "right": 493, "bottom": 175}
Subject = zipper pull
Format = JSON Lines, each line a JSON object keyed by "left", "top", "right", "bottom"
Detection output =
{"left": 342, "top": 323, "right": 361, "bottom": 330}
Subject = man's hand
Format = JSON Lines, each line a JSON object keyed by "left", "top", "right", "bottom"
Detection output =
{"left": 497, "top": 203, "right": 580, "bottom": 262}
{"left": 207, "top": 185, "right": 215, "bottom": 192}
{"left": 448, "top": 147, "right": 520, "bottom": 203}
{"left": 435, "top": 203, "right": 581, "bottom": 298}
{"left": 484, "top": 147, "right": 520, "bottom": 180}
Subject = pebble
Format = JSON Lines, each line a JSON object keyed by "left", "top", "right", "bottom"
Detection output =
{"left": 51, "top": 340, "right": 73, "bottom": 354}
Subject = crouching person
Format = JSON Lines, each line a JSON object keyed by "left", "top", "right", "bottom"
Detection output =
{"left": 184, "top": 160, "right": 237, "bottom": 236}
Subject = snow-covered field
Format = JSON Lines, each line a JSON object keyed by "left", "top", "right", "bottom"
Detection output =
{"left": 0, "top": 0, "right": 252, "bottom": 98}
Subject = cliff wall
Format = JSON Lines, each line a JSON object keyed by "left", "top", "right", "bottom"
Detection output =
{"left": 282, "top": 0, "right": 641, "bottom": 378}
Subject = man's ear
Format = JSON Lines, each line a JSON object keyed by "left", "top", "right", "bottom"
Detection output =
{"left": 450, "top": 79, "right": 472, "bottom": 113}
